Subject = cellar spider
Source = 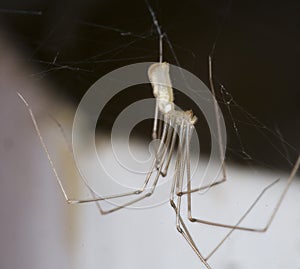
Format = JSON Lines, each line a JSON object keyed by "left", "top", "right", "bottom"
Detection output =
{"left": 17, "top": 2, "right": 300, "bottom": 269}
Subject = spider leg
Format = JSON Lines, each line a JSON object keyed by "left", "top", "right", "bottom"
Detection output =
{"left": 94, "top": 117, "right": 175, "bottom": 215}
{"left": 169, "top": 123, "right": 212, "bottom": 269}
{"left": 181, "top": 57, "right": 300, "bottom": 236}
{"left": 174, "top": 57, "right": 300, "bottom": 259}
{"left": 170, "top": 122, "right": 184, "bottom": 202}
{"left": 177, "top": 176, "right": 226, "bottom": 196}
{"left": 156, "top": 115, "right": 168, "bottom": 162}
{"left": 175, "top": 209, "right": 212, "bottom": 269}
{"left": 152, "top": 100, "right": 159, "bottom": 140}
{"left": 184, "top": 146, "right": 299, "bottom": 258}
{"left": 210, "top": 158, "right": 300, "bottom": 255}
{"left": 160, "top": 120, "right": 177, "bottom": 177}
{"left": 177, "top": 123, "right": 300, "bottom": 262}
{"left": 152, "top": 108, "right": 171, "bottom": 176}
{"left": 204, "top": 157, "right": 300, "bottom": 260}
{"left": 18, "top": 93, "right": 168, "bottom": 205}
{"left": 182, "top": 54, "right": 282, "bottom": 231}
{"left": 153, "top": 115, "right": 177, "bottom": 178}
{"left": 208, "top": 56, "right": 227, "bottom": 185}
{"left": 175, "top": 123, "right": 187, "bottom": 228}
{"left": 178, "top": 56, "right": 227, "bottom": 196}
{"left": 187, "top": 178, "right": 279, "bottom": 231}
{"left": 186, "top": 157, "right": 300, "bottom": 236}
{"left": 152, "top": 100, "right": 161, "bottom": 165}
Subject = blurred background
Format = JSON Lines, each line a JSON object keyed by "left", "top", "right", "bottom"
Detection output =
{"left": 0, "top": 0, "right": 299, "bottom": 167}
{"left": 0, "top": 0, "right": 299, "bottom": 269}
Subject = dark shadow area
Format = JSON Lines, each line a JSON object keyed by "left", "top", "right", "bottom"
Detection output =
{"left": 0, "top": 0, "right": 299, "bottom": 170}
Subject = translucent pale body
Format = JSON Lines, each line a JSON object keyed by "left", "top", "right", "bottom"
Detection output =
{"left": 148, "top": 62, "right": 174, "bottom": 114}
{"left": 148, "top": 62, "right": 197, "bottom": 124}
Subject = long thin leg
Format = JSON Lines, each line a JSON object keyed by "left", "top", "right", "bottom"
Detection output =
{"left": 152, "top": 100, "right": 159, "bottom": 140}
{"left": 50, "top": 111, "right": 164, "bottom": 203}
{"left": 91, "top": 152, "right": 167, "bottom": 215}
{"left": 168, "top": 124, "right": 179, "bottom": 201}
{"left": 152, "top": 100, "right": 162, "bottom": 166}
{"left": 188, "top": 178, "right": 280, "bottom": 231}
{"left": 155, "top": 116, "right": 175, "bottom": 174}
{"left": 186, "top": 125, "right": 194, "bottom": 220}
{"left": 18, "top": 92, "right": 167, "bottom": 205}
{"left": 90, "top": 123, "right": 174, "bottom": 215}
{"left": 156, "top": 115, "right": 168, "bottom": 161}
{"left": 161, "top": 120, "right": 177, "bottom": 176}
{"left": 182, "top": 123, "right": 300, "bottom": 261}
{"left": 97, "top": 118, "right": 175, "bottom": 215}
{"left": 186, "top": 156, "right": 300, "bottom": 234}
{"left": 178, "top": 56, "right": 227, "bottom": 196}
{"left": 209, "top": 55, "right": 226, "bottom": 183}
{"left": 169, "top": 123, "right": 212, "bottom": 269}
{"left": 205, "top": 179, "right": 280, "bottom": 260}
{"left": 184, "top": 114, "right": 281, "bottom": 231}
{"left": 152, "top": 109, "right": 168, "bottom": 169}
{"left": 175, "top": 123, "right": 187, "bottom": 229}
{"left": 181, "top": 55, "right": 300, "bottom": 238}
{"left": 19, "top": 88, "right": 175, "bottom": 215}
{"left": 177, "top": 178, "right": 226, "bottom": 196}
{"left": 181, "top": 155, "right": 299, "bottom": 260}
{"left": 155, "top": 116, "right": 175, "bottom": 177}
{"left": 177, "top": 211, "right": 212, "bottom": 269}
{"left": 204, "top": 156, "right": 300, "bottom": 260}
{"left": 170, "top": 123, "right": 184, "bottom": 202}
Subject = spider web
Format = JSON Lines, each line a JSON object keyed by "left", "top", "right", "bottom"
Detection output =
{"left": 2, "top": 0, "right": 297, "bottom": 170}
{"left": 4, "top": 0, "right": 299, "bottom": 217}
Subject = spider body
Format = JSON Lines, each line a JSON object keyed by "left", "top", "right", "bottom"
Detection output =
{"left": 148, "top": 62, "right": 174, "bottom": 114}
{"left": 148, "top": 62, "right": 197, "bottom": 126}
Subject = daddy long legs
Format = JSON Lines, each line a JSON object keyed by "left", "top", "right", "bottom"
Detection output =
{"left": 17, "top": 1, "right": 300, "bottom": 267}
{"left": 18, "top": 59, "right": 300, "bottom": 268}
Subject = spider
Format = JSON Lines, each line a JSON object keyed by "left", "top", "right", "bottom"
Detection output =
{"left": 17, "top": 59, "right": 300, "bottom": 268}
{"left": 17, "top": 2, "right": 300, "bottom": 268}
